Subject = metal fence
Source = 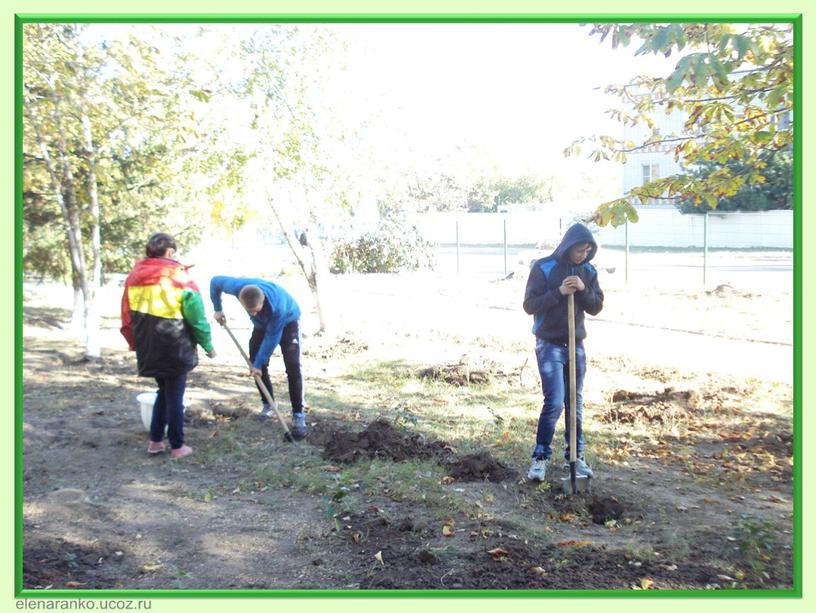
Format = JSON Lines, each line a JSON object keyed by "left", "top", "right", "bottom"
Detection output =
{"left": 423, "top": 210, "right": 793, "bottom": 289}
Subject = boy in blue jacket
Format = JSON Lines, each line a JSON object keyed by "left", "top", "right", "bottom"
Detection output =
{"left": 210, "top": 276, "right": 306, "bottom": 439}
{"left": 522, "top": 223, "right": 604, "bottom": 481}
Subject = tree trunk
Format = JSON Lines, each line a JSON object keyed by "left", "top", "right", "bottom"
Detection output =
{"left": 81, "top": 112, "right": 102, "bottom": 358}
{"left": 27, "top": 106, "right": 87, "bottom": 337}
{"left": 46, "top": 74, "right": 97, "bottom": 358}
{"left": 70, "top": 276, "right": 84, "bottom": 335}
{"left": 266, "top": 193, "right": 328, "bottom": 335}
{"left": 304, "top": 234, "right": 328, "bottom": 333}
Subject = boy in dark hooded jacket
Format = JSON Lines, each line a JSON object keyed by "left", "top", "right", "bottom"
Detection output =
{"left": 522, "top": 223, "right": 604, "bottom": 481}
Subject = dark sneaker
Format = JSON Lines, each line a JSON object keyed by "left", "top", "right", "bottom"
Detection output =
{"left": 291, "top": 412, "right": 307, "bottom": 440}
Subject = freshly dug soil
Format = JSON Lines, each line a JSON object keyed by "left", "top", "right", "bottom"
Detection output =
{"left": 322, "top": 418, "right": 454, "bottom": 464}
{"left": 444, "top": 452, "right": 517, "bottom": 482}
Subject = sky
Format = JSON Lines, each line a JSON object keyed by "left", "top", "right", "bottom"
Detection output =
{"left": 81, "top": 22, "right": 680, "bottom": 184}
{"left": 330, "top": 23, "right": 680, "bottom": 176}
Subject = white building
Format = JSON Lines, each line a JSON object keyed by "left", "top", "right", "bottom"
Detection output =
{"left": 621, "top": 91, "right": 687, "bottom": 201}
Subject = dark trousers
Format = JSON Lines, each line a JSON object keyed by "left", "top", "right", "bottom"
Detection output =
{"left": 249, "top": 320, "right": 304, "bottom": 413}
{"left": 151, "top": 373, "right": 187, "bottom": 449}
{"left": 534, "top": 339, "right": 586, "bottom": 460}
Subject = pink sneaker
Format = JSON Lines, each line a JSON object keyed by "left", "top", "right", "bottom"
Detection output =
{"left": 147, "top": 441, "right": 166, "bottom": 454}
{"left": 169, "top": 445, "right": 193, "bottom": 460}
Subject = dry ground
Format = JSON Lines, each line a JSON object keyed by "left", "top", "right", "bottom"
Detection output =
{"left": 21, "top": 268, "right": 794, "bottom": 591}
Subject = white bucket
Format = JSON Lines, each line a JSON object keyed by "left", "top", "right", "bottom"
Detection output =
{"left": 136, "top": 392, "right": 189, "bottom": 431}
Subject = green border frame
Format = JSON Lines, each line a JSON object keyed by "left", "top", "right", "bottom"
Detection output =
{"left": 14, "top": 12, "right": 803, "bottom": 600}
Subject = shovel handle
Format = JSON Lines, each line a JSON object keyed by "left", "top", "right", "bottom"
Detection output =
{"left": 220, "top": 320, "right": 293, "bottom": 439}
{"left": 221, "top": 321, "right": 253, "bottom": 368}
{"left": 567, "top": 293, "right": 577, "bottom": 465}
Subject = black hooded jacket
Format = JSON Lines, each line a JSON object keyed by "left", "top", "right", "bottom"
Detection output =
{"left": 522, "top": 223, "right": 604, "bottom": 344}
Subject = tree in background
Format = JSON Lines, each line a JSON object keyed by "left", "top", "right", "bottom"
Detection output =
{"left": 565, "top": 23, "right": 793, "bottom": 226}
{"left": 236, "top": 26, "right": 370, "bottom": 334}
{"left": 23, "top": 24, "right": 243, "bottom": 357}
{"left": 676, "top": 150, "right": 792, "bottom": 214}
{"left": 467, "top": 174, "right": 553, "bottom": 212}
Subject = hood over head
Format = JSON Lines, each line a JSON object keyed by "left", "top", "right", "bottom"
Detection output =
{"left": 551, "top": 223, "right": 598, "bottom": 264}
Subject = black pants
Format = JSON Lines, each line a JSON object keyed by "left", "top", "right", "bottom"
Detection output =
{"left": 249, "top": 320, "right": 304, "bottom": 413}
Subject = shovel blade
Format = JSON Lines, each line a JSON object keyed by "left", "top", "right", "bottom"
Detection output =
{"left": 561, "top": 475, "right": 591, "bottom": 496}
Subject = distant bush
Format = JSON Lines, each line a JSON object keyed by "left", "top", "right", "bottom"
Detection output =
{"left": 330, "top": 219, "right": 436, "bottom": 273}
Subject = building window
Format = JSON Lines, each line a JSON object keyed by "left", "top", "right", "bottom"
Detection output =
{"left": 642, "top": 163, "right": 660, "bottom": 185}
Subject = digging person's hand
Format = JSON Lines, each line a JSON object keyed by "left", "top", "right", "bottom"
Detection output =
{"left": 563, "top": 275, "right": 585, "bottom": 292}
{"left": 559, "top": 280, "right": 577, "bottom": 295}
{"left": 250, "top": 367, "right": 262, "bottom": 378}
{"left": 206, "top": 349, "right": 217, "bottom": 359}
{"left": 214, "top": 311, "right": 226, "bottom": 326}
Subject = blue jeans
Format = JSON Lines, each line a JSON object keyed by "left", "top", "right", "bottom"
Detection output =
{"left": 533, "top": 339, "right": 586, "bottom": 460}
{"left": 150, "top": 373, "right": 187, "bottom": 449}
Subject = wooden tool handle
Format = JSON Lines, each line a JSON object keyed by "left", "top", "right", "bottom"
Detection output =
{"left": 567, "top": 293, "right": 577, "bottom": 464}
{"left": 221, "top": 321, "right": 292, "bottom": 438}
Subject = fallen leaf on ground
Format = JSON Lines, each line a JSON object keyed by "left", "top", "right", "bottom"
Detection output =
{"left": 141, "top": 563, "right": 163, "bottom": 572}
{"left": 488, "top": 547, "right": 509, "bottom": 560}
{"left": 374, "top": 551, "right": 384, "bottom": 566}
{"left": 531, "top": 566, "right": 548, "bottom": 577}
{"left": 440, "top": 476, "right": 455, "bottom": 485}
{"left": 64, "top": 581, "right": 85, "bottom": 587}
{"left": 442, "top": 525, "right": 455, "bottom": 537}
{"left": 556, "top": 540, "right": 593, "bottom": 548}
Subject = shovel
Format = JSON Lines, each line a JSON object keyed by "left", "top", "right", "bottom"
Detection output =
{"left": 562, "top": 293, "right": 590, "bottom": 496}
{"left": 220, "top": 320, "right": 296, "bottom": 443}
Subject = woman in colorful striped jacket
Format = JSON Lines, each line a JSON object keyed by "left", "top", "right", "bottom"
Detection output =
{"left": 120, "top": 233, "right": 216, "bottom": 459}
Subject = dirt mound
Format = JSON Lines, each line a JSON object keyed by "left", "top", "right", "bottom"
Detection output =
{"left": 417, "top": 364, "right": 491, "bottom": 386}
{"left": 322, "top": 418, "right": 454, "bottom": 464}
{"left": 23, "top": 536, "right": 122, "bottom": 589}
{"left": 320, "top": 420, "right": 515, "bottom": 482}
{"left": 601, "top": 388, "right": 701, "bottom": 424}
{"left": 207, "top": 401, "right": 254, "bottom": 420}
{"left": 444, "top": 452, "right": 517, "bottom": 482}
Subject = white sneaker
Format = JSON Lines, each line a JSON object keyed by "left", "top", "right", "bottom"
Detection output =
{"left": 563, "top": 457, "right": 594, "bottom": 478}
{"left": 527, "top": 458, "right": 549, "bottom": 481}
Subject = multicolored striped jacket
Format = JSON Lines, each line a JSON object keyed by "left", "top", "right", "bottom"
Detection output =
{"left": 120, "top": 257, "right": 213, "bottom": 378}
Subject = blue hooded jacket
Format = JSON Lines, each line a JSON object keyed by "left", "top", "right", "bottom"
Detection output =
{"left": 522, "top": 223, "right": 604, "bottom": 343}
{"left": 210, "top": 276, "right": 301, "bottom": 369}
